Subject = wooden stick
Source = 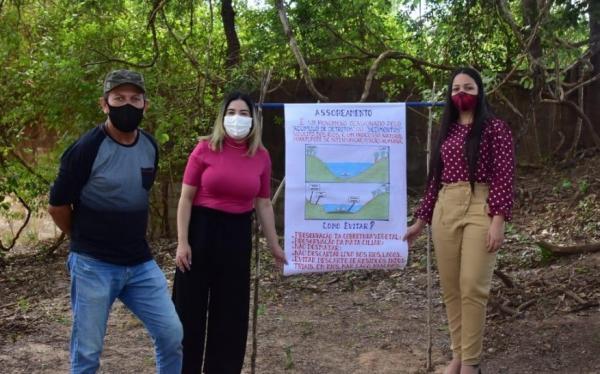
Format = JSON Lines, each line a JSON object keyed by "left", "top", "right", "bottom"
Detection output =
{"left": 250, "top": 212, "right": 261, "bottom": 374}
{"left": 272, "top": 177, "right": 286, "bottom": 206}
{"left": 564, "top": 290, "right": 587, "bottom": 305}
{"left": 489, "top": 298, "right": 520, "bottom": 317}
{"left": 250, "top": 68, "right": 273, "bottom": 374}
{"left": 537, "top": 240, "right": 600, "bottom": 255}
{"left": 425, "top": 81, "right": 435, "bottom": 372}
{"left": 494, "top": 269, "right": 515, "bottom": 288}
{"left": 517, "top": 299, "right": 537, "bottom": 312}
{"left": 570, "top": 302, "right": 600, "bottom": 313}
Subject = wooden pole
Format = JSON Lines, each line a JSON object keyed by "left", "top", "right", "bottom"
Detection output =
{"left": 250, "top": 68, "right": 272, "bottom": 374}
{"left": 425, "top": 81, "right": 435, "bottom": 371}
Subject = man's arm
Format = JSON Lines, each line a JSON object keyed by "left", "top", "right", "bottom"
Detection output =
{"left": 48, "top": 205, "right": 73, "bottom": 236}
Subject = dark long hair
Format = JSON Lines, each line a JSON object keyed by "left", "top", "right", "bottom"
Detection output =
{"left": 428, "top": 67, "right": 494, "bottom": 190}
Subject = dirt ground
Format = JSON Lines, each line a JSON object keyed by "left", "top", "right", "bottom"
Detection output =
{"left": 1, "top": 154, "right": 600, "bottom": 373}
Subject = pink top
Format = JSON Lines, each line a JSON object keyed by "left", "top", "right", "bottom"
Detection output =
{"left": 415, "top": 118, "right": 515, "bottom": 223}
{"left": 183, "top": 138, "right": 272, "bottom": 213}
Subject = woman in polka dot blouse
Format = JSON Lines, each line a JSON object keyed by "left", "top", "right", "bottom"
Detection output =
{"left": 403, "top": 67, "right": 515, "bottom": 374}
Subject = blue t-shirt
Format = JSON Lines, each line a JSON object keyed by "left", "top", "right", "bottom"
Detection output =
{"left": 49, "top": 124, "right": 158, "bottom": 265}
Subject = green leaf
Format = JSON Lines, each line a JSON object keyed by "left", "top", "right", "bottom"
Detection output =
{"left": 157, "top": 132, "right": 170, "bottom": 145}
{"left": 561, "top": 179, "right": 572, "bottom": 189}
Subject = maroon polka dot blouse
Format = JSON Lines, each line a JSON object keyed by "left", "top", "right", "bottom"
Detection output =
{"left": 414, "top": 118, "right": 515, "bottom": 224}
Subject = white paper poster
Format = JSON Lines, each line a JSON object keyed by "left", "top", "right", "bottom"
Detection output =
{"left": 283, "top": 103, "right": 408, "bottom": 276}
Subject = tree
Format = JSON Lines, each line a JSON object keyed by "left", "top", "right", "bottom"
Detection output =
{"left": 222, "top": 0, "right": 241, "bottom": 69}
{"left": 0, "top": 0, "right": 598, "bottom": 250}
{"left": 585, "top": 0, "right": 600, "bottom": 139}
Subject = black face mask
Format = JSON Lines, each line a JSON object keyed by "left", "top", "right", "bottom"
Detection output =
{"left": 107, "top": 104, "right": 144, "bottom": 133}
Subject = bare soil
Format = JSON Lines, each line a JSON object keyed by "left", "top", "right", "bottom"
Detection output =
{"left": 1, "top": 154, "right": 600, "bottom": 374}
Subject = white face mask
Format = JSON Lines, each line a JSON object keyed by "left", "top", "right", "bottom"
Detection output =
{"left": 223, "top": 115, "right": 252, "bottom": 140}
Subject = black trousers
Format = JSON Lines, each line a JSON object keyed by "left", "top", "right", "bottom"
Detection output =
{"left": 173, "top": 206, "right": 253, "bottom": 374}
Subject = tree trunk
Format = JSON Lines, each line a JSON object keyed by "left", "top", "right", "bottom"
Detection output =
{"left": 568, "top": 66, "right": 584, "bottom": 158}
{"left": 584, "top": 0, "right": 600, "bottom": 146}
{"left": 221, "top": 0, "right": 241, "bottom": 69}
{"left": 521, "top": 0, "right": 545, "bottom": 161}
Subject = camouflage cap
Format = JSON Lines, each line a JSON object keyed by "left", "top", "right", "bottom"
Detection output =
{"left": 103, "top": 69, "right": 146, "bottom": 94}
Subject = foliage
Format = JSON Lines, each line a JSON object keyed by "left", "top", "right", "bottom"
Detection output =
{"left": 0, "top": 0, "right": 594, "bottom": 244}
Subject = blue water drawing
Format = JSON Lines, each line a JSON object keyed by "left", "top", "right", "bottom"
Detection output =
{"left": 321, "top": 204, "right": 364, "bottom": 213}
{"left": 326, "top": 162, "right": 372, "bottom": 178}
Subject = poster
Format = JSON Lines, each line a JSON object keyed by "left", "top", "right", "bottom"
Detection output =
{"left": 283, "top": 103, "right": 408, "bottom": 275}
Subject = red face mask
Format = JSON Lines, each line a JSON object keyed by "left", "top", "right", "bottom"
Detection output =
{"left": 451, "top": 91, "right": 478, "bottom": 112}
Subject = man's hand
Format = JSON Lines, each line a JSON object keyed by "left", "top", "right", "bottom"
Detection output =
{"left": 48, "top": 205, "right": 73, "bottom": 236}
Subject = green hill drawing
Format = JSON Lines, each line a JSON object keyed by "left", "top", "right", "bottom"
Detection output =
{"left": 305, "top": 192, "right": 389, "bottom": 220}
{"left": 306, "top": 155, "right": 389, "bottom": 183}
{"left": 306, "top": 155, "right": 338, "bottom": 182}
{"left": 347, "top": 159, "right": 389, "bottom": 183}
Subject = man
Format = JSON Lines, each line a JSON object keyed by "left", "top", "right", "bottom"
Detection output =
{"left": 49, "top": 70, "right": 182, "bottom": 374}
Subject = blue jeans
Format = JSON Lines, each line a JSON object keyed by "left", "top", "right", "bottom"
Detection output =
{"left": 67, "top": 252, "right": 183, "bottom": 374}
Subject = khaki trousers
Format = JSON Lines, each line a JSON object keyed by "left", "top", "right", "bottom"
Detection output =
{"left": 432, "top": 182, "right": 496, "bottom": 365}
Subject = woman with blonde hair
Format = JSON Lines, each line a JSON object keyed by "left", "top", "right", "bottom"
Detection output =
{"left": 173, "top": 91, "right": 286, "bottom": 373}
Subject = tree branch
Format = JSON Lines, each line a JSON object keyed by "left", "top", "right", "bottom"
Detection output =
{"left": 198, "top": 0, "right": 215, "bottom": 118}
{"left": 160, "top": 9, "right": 201, "bottom": 71}
{"left": 83, "top": 13, "right": 160, "bottom": 68}
{"left": 9, "top": 150, "right": 49, "bottom": 184}
{"left": 305, "top": 55, "right": 372, "bottom": 65}
{"left": 491, "top": 0, "right": 552, "bottom": 95}
{"left": 553, "top": 34, "right": 600, "bottom": 50}
{"left": 537, "top": 240, "right": 600, "bottom": 255}
{"left": 562, "top": 36, "right": 600, "bottom": 74}
{"left": 364, "top": 23, "right": 391, "bottom": 51}
{"left": 492, "top": 89, "right": 524, "bottom": 119}
{"left": 324, "top": 22, "right": 455, "bottom": 73}
{"left": 407, "top": 105, "right": 436, "bottom": 122}
{"left": 494, "top": 269, "right": 515, "bottom": 288}
{"left": 322, "top": 23, "right": 374, "bottom": 57}
{"left": 523, "top": 0, "right": 553, "bottom": 53}
{"left": 41, "top": 232, "right": 66, "bottom": 256}
{"left": 275, "top": 0, "right": 329, "bottom": 102}
{"left": 180, "top": 0, "right": 196, "bottom": 43}
{"left": 564, "top": 71, "right": 600, "bottom": 97}
{"left": 541, "top": 98, "right": 600, "bottom": 147}
{"left": 0, "top": 194, "right": 32, "bottom": 253}
{"left": 360, "top": 50, "right": 395, "bottom": 102}
{"left": 148, "top": 0, "right": 168, "bottom": 27}
{"left": 496, "top": 0, "right": 525, "bottom": 49}
{"left": 386, "top": 51, "right": 455, "bottom": 71}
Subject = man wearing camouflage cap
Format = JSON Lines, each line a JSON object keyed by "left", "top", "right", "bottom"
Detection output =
{"left": 49, "top": 69, "right": 182, "bottom": 373}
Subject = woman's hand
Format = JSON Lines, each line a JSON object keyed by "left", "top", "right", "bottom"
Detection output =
{"left": 402, "top": 219, "right": 426, "bottom": 247}
{"left": 175, "top": 184, "right": 197, "bottom": 273}
{"left": 269, "top": 243, "right": 287, "bottom": 269}
{"left": 254, "top": 197, "right": 287, "bottom": 270}
{"left": 487, "top": 216, "right": 505, "bottom": 252}
{"left": 175, "top": 242, "right": 192, "bottom": 272}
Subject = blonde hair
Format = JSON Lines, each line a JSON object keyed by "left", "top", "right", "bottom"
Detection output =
{"left": 205, "top": 92, "right": 263, "bottom": 156}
